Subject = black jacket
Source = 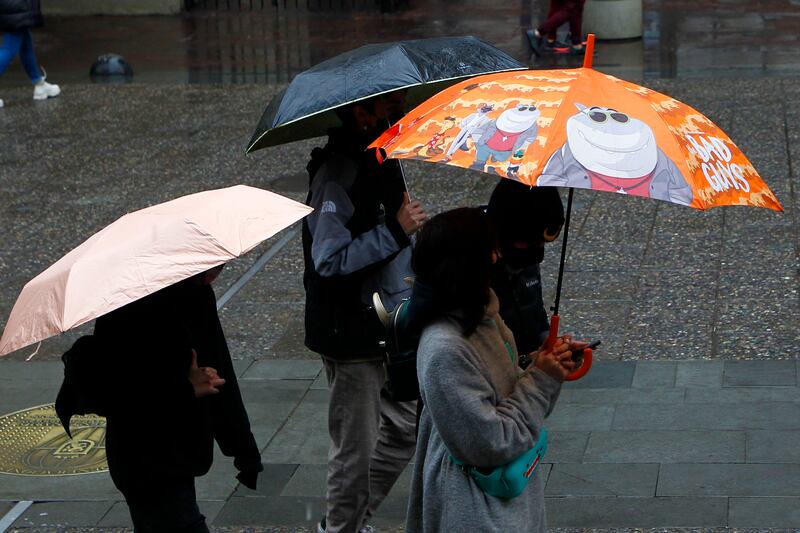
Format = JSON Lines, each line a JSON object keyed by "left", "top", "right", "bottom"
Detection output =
{"left": 0, "top": 0, "right": 42, "bottom": 32}
{"left": 491, "top": 261, "right": 550, "bottom": 357}
{"left": 302, "top": 128, "right": 410, "bottom": 359}
{"left": 89, "top": 280, "right": 261, "bottom": 489}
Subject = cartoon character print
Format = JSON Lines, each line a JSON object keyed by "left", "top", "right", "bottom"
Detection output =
{"left": 405, "top": 116, "right": 458, "bottom": 158}
{"left": 448, "top": 103, "right": 540, "bottom": 179}
{"left": 537, "top": 104, "right": 692, "bottom": 205}
{"left": 445, "top": 103, "right": 495, "bottom": 158}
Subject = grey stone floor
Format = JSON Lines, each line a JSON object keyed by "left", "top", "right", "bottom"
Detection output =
{"left": 0, "top": 77, "right": 798, "bottom": 529}
{"left": 6, "top": 359, "right": 800, "bottom": 529}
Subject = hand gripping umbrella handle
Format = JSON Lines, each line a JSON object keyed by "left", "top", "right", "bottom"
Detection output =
{"left": 544, "top": 315, "right": 593, "bottom": 382}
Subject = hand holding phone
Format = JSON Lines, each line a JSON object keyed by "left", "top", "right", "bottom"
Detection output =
{"left": 572, "top": 340, "right": 601, "bottom": 360}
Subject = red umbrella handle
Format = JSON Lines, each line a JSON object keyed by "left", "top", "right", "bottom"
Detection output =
{"left": 543, "top": 314, "right": 592, "bottom": 381}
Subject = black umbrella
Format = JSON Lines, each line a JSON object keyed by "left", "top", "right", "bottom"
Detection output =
{"left": 246, "top": 36, "right": 524, "bottom": 152}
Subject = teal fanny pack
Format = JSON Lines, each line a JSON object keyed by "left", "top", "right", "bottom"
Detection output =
{"left": 450, "top": 427, "right": 548, "bottom": 500}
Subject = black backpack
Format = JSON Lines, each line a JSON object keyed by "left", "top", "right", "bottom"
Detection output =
{"left": 373, "top": 293, "right": 421, "bottom": 402}
{"left": 55, "top": 335, "right": 109, "bottom": 437}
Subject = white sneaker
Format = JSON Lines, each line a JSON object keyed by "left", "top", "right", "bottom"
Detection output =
{"left": 359, "top": 526, "right": 376, "bottom": 533}
{"left": 0, "top": 98, "right": 4, "bottom": 108}
{"left": 33, "top": 80, "right": 60, "bottom": 100}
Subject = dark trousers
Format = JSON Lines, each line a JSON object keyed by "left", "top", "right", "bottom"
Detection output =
{"left": 538, "top": 0, "right": 586, "bottom": 44}
{"left": 115, "top": 474, "right": 209, "bottom": 533}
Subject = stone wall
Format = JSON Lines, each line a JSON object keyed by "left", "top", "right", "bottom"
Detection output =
{"left": 42, "top": 0, "right": 182, "bottom": 16}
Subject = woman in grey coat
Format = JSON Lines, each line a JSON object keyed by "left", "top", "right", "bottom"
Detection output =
{"left": 406, "top": 207, "right": 575, "bottom": 533}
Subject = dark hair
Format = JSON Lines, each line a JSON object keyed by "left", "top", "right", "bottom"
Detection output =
{"left": 335, "top": 97, "right": 378, "bottom": 130}
{"left": 486, "top": 180, "right": 564, "bottom": 245}
{"left": 412, "top": 207, "right": 496, "bottom": 337}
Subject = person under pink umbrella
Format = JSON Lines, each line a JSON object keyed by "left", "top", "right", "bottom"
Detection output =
{"left": 59, "top": 264, "right": 262, "bottom": 533}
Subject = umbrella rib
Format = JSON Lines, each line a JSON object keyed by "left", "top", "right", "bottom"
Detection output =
{"left": 397, "top": 44, "right": 425, "bottom": 83}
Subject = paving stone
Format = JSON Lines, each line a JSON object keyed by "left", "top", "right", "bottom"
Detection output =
{"left": 546, "top": 431, "right": 590, "bottom": 463}
{"left": 241, "top": 360, "right": 323, "bottom": 380}
{"left": 11, "top": 500, "right": 113, "bottom": 528}
{"left": 658, "top": 464, "right": 800, "bottom": 496}
{"left": 583, "top": 431, "right": 745, "bottom": 464}
{"left": 310, "top": 372, "right": 328, "bottom": 390}
{"left": 215, "top": 495, "right": 326, "bottom": 527}
{"left": 612, "top": 402, "right": 800, "bottom": 430}
{"left": 0, "top": 380, "right": 59, "bottom": 415}
{"left": 232, "top": 359, "right": 255, "bottom": 378}
{"left": 566, "top": 388, "right": 685, "bottom": 405}
{"left": 0, "top": 361, "right": 63, "bottom": 383}
{"left": 686, "top": 387, "right": 800, "bottom": 403}
{"left": 196, "top": 451, "right": 241, "bottom": 501}
{"left": 562, "top": 362, "right": 635, "bottom": 389}
{"left": 97, "top": 500, "right": 225, "bottom": 527}
{"left": 723, "top": 360, "right": 797, "bottom": 386}
{"left": 728, "top": 497, "right": 800, "bottom": 527}
{"left": 232, "top": 464, "right": 298, "bottom": 499}
{"left": 546, "top": 464, "right": 659, "bottom": 497}
{"left": 545, "top": 496, "right": 728, "bottom": 527}
{"left": 0, "top": 471, "right": 119, "bottom": 501}
{"left": 545, "top": 404, "right": 615, "bottom": 432}
{"left": 370, "top": 487, "right": 410, "bottom": 529}
{"left": 675, "top": 361, "right": 724, "bottom": 389}
{"left": 632, "top": 361, "right": 677, "bottom": 388}
{"left": 746, "top": 430, "right": 800, "bottom": 463}
{"left": 261, "top": 390, "right": 330, "bottom": 464}
{"left": 238, "top": 380, "right": 310, "bottom": 447}
{"left": 280, "top": 464, "right": 326, "bottom": 498}
{"left": 95, "top": 501, "right": 133, "bottom": 527}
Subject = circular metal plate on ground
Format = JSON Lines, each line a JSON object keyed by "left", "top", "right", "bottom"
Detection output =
{"left": 0, "top": 404, "right": 107, "bottom": 476}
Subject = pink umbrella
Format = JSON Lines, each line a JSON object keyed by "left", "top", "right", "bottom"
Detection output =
{"left": 0, "top": 185, "right": 312, "bottom": 356}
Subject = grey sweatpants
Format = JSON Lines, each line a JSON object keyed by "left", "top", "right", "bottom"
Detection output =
{"left": 323, "top": 358, "right": 417, "bottom": 533}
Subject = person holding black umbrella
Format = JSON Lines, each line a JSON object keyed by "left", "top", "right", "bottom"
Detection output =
{"left": 303, "top": 91, "right": 428, "bottom": 533}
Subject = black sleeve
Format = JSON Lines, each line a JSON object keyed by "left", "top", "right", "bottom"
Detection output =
{"left": 202, "top": 295, "right": 262, "bottom": 472}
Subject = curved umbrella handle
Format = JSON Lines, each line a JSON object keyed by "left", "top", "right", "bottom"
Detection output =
{"left": 566, "top": 348, "right": 593, "bottom": 381}
{"left": 544, "top": 314, "right": 592, "bottom": 381}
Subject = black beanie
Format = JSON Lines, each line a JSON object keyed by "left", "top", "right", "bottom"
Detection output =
{"left": 486, "top": 179, "right": 565, "bottom": 244}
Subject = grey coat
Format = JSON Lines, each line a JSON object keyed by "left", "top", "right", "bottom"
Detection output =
{"left": 407, "top": 291, "right": 561, "bottom": 533}
{"left": 307, "top": 153, "right": 413, "bottom": 315}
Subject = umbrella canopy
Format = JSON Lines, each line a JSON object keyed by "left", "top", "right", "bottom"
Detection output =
{"left": 0, "top": 185, "right": 313, "bottom": 356}
{"left": 370, "top": 36, "right": 783, "bottom": 380}
{"left": 246, "top": 36, "right": 524, "bottom": 152}
{"left": 371, "top": 60, "right": 782, "bottom": 212}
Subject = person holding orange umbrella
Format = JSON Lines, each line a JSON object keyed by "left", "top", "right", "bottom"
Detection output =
{"left": 371, "top": 35, "right": 782, "bottom": 370}
{"left": 406, "top": 207, "right": 573, "bottom": 532}
{"left": 486, "top": 179, "right": 589, "bottom": 369}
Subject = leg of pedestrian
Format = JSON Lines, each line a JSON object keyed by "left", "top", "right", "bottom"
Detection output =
{"left": 364, "top": 389, "right": 417, "bottom": 522}
{"left": 323, "top": 359, "right": 384, "bottom": 533}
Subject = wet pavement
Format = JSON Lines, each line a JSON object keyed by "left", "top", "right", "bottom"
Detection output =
{"left": 1, "top": 0, "right": 799, "bottom": 531}
{"left": 1, "top": 0, "right": 799, "bottom": 86}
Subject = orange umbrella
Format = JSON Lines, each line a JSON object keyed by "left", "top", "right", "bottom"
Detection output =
{"left": 372, "top": 38, "right": 781, "bottom": 212}
{"left": 0, "top": 185, "right": 313, "bottom": 357}
{"left": 370, "top": 36, "right": 783, "bottom": 378}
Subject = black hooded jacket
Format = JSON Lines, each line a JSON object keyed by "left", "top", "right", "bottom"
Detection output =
{"left": 302, "top": 126, "right": 410, "bottom": 359}
{"left": 0, "top": 0, "right": 42, "bottom": 32}
{"left": 89, "top": 280, "right": 261, "bottom": 487}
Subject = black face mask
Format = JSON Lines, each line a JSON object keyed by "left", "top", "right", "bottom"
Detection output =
{"left": 502, "top": 243, "right": 544, "bottom": 269}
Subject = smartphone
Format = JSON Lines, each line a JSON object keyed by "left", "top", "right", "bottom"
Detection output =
{"left": 572, "top": 340, "right": 601, "bottom": 359}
